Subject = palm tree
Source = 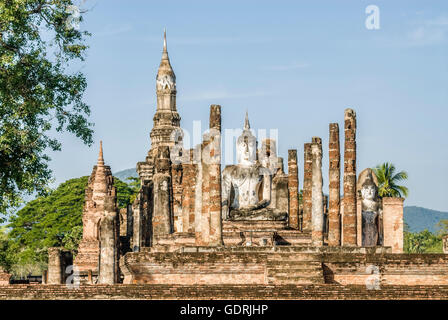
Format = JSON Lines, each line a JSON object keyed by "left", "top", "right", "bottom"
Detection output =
{"left": 372, "top": 162, "right": 409, "bottom": 198}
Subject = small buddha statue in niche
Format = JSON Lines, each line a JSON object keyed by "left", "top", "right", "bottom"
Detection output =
{"left": 360, "top": 171, "right": 383, "bottom": 247}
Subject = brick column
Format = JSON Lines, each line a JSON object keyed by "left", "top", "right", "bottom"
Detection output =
{"left": 194, "top": 144, "right": 203, "bottom": 245}
{"left": 152, "top": 146, "right": 173, "bottom": 240}
{"left": 98, "top": 211, "right": 118, "bottom": 284}
{"left": 342, "top": 108, "right": 357, "bottom": 246}
{"left": 288, "top": 149, "right": 299, "bottom": 230}
{"left": 47, "top": 247, "right": 62, "bottom": 284}
{"left": 311, "top": 138, "right": 324, "bottom": 246}
{"left": 171, "top": 164, "right": 183, "bottom": 232}
{"left": 382, "top": 197, "right": 404, "bottom": 253}
{"left": 302, "top": 143, "right": 312, "bottom": 232}
{"left": 208, "top": 105, "right": 223, "bottom": 246}
{"left": 328, "top": 123, "right": 341, "bottom": 246}
{"left": 181, "top": 149, "right": 197, "bottom": 233}
{"left": 199, "top": 141, "right": 211, "bottom": 245}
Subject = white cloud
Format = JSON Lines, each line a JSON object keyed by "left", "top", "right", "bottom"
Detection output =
{"left": 405, "top": 14, "right": 448, "bottom": 46}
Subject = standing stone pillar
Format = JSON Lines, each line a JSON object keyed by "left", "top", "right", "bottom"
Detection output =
{"left": 311, "top": 138, "right": 324, "bottom": 246}
{"left": 302, "top": 143, "right": 313, "bottom": 232}
{"left": 181, "top": 149, "right": 197, "bottom": 233}
{"left": 171, "top": 164, "right": 183, "bottom": 232}
{"left": 208, "top": 105, "right": 223, "bottom": 246}
{"left": 328, "top": 123, "right": 341, "bottom": 246}
{"left": 0, "top": 267, "right": 11, "bottom": 286}
{"left": 288, "top": 150, "right": 299, "bottom": 230}
{"left": 342, "top": 108, "right": 357, "bottom": 246}
{"left": 98, "top": 209, "right": 119, "bottom": 284}
{"left": 194, "top": 144, "right": 203, "bottom": 245}
{"left": 199, "top": 140, "right": 211, "bottom": 245}
{"left": 47, "top": 247, "right": 62, "bottom": 284}
{"left": 152, "top": 146, "right": 173, "bottom": 240}
{"left": 382, "top": 197, "right": 404, "bottom": 253}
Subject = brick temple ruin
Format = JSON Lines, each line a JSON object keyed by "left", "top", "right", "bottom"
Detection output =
{"left": 2, "top": 32, "right": 447, "bottom": 299}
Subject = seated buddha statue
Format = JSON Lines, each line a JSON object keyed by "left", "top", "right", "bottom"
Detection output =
{"left": 221, "top": 113, "right": 286, "bottom": 221}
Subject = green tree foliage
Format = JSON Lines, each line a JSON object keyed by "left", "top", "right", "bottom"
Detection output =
{"left": 0, "top": 0, "right": 92, "bottom": 218}
{"left": 436, "top": 220, "right": 448, "bottom": 237}
{"left": 4, "top": 176, "right": 137, "bottom": 275}
{"left": 0, "top": 226, "right": 9, "bottom": 270}
{"left": 404, "top": 229, "right": 443, "bottom": 253}
{"left": 126, "top": 176, "right": 140, "bottom": 204}
{"left": 372, "top": 163, "right": 409, "bottom": 198}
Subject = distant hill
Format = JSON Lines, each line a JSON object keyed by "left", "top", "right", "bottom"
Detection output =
{"left": 404, "top": 206, "right": 448, "bottom": 233}
{"left": 114, "top": 168, "right": 138, "bottom": 181}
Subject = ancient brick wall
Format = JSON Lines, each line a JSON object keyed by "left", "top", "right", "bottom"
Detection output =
{"left": 322, "top": 252, "right": 448, "bottom": 286}
{"left": 2, "top": 284, "right": 448, "bottom": 300}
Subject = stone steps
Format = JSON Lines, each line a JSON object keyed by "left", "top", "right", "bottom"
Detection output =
{"left": 223, "top": 220, "right": 288, "bottom": 231}
{"left": 266, "top": 252, "right": 324, "bottom": 284}
{"left": 1, "top": 284, "right": 448, "bottom": 300}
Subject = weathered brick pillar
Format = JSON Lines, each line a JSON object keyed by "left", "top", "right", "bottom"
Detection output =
{"left": 302, "top": 143, "right": 313, "bottom": 232}
{"left": 199, "top": 140, "right": 211, "bottom": 245}
{"left": 311, "top": 138, "right": 324, "bottom": 246}
{"left": 208, "top": 105, "right": 223, "bottom": 246}
{"left": 153, "top": 146, "right": 173, "bottom": 240}
{"left": 342, "top": 108, "right": 357, "bottom": 246}
{"left": 382, "top": 197, "right": 404, "bottom": 253}
{"left": 181, "top": 149, "right": 197, "bottom": 233}
{"left": 98, "top": 210, "right": 119, "bottom": 284}
{"left": 288, "top": 149, "right": 299, "bottom": 230}
{"left": 171, "top": 163, "right": 183, "bottom": 232}
{"left": 0, "top": 267, "right": 11, "bottom": 286}
{"left": 41, "top": 270, "right": 47, "bottom": 285}
{"left": 328, "top": 123, "right": 341, "bottom": 246}
{"left": 47, "top": 247, "right": 62, "bottom": 284}
{"left": 194, "top": 144, "right": 203, "bottom": 245}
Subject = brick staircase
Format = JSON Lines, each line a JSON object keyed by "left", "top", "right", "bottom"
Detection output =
{"left": 266, "top": 252, "right": 324, "bottom": 285}
{"left": 1, "top": 284, "right": 448, "bottom": 300}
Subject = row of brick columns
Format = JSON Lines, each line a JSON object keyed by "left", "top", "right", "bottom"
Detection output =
{"left": 298, "top": 109, "right": 357, "bottom": 247}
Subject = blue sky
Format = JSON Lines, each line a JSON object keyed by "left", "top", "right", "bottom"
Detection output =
{"left": 48, "top": 0, "right": 448, "bottom": 211}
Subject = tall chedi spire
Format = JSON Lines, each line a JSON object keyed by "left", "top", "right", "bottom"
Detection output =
{"left": 149, "top": 29, "right": 181, "bottom": 150}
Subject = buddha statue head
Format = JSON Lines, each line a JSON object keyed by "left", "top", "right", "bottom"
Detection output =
{"left": 236, "top": 112, "right": 257, "bottom": 166}
{"left": 361, "top": 173, "right": 377, "bottom": 201}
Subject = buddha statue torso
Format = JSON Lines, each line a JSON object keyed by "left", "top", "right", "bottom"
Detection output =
{"left": 360, "top": 173, "right": 383, "bottom": 247}
{"left": 221, "top": 113, "right": 277, "bottom": 220}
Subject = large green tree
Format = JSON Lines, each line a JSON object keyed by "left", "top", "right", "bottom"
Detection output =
{"left": 372, "top": 162, "right": 409, "bottom": 198}
{"left": 0, "top": 0, "right": 92, "bottom": 219}
{"left": 5, "top": 176, "right": 137, "bottom": 275}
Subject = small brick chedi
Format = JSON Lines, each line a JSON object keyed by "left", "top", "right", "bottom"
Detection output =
{"left": 46, "top": 32, "right": 447, "bottom": 290}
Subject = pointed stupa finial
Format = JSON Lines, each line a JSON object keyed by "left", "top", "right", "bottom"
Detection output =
{"left": 244, "top": 110, "right": 250, "bottom": 130}
{"left": 97, "top": 140, "right": 104, "bottom": 166}
{"left": 163, "top": 28, "right": 167, "bottom": 52}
